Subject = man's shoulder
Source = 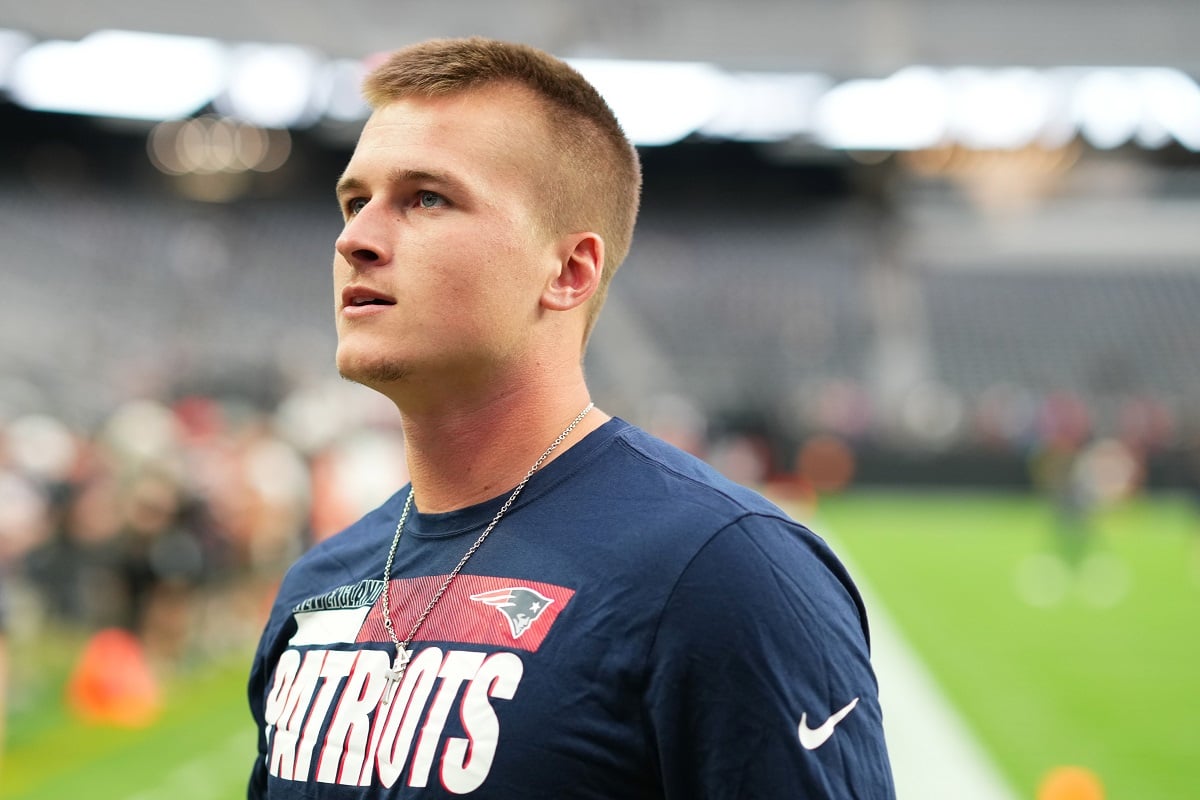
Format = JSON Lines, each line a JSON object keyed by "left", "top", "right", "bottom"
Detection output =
{"left": 603, "top": 420, "right": 786, "bottom": 520}
{"left": 592, "top": 422, "right": 841, "bottom": 575}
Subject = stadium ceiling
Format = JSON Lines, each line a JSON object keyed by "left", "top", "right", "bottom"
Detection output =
{"left": 2, "top": 1, "right": 1199, "bottom": 154}
{"left": 2, "top": 0, "right": 1198, "bottom": 74}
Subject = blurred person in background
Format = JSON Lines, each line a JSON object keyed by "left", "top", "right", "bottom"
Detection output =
{"left": 1032, "top": 438, "right": 1098, "bottom": 569}
{"left": 111, "top": 467, "right": 206, "bottom": 666}
{"left": 249, "top": 37, "right": 894, "bottom": 798}
{"left": 5, "top": 395, "right": 310, "bottom": 731}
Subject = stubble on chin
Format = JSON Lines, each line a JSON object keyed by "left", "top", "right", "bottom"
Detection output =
{"left": 336, "top": 353, "right": 410, "bottom": 387}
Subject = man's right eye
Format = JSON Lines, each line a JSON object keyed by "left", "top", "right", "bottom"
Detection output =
{"left": 346, "top": 198, "right": 368, "bottom": 216}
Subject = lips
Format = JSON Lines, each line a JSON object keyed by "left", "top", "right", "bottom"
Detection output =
{"left": 341, "top": 285, "right": 397, "bottom": 310}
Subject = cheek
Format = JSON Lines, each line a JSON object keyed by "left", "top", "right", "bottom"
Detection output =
{"left": 482, "top": 226, "right": 553, "bottom": 288}
{"left": 331, "top": 254, "right": 352, "bottom": 289}
{"left": 441, "top": 233, "right": 525, "bottom": 299}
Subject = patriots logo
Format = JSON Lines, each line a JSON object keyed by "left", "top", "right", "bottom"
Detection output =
{"left": 469, "top": 587, "right": 554, "bottom": 639}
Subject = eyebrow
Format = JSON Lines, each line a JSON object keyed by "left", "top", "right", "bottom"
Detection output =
{"left": 335, "top": 168, "right": 471, "bottom": 199}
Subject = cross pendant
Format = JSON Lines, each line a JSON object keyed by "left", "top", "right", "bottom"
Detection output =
{"left": 381, "top": 647, "right": 411, "bottom": 705}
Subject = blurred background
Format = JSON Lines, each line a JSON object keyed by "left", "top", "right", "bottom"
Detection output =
{"left": 1, "top": 2, "right": 1198, "bottom": 798}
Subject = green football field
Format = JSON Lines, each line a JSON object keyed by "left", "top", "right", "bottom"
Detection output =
{"left": 811, "top": 490, "right": 1200, "bottom": 800}
{"left": 1, "top": 638, "right": 257, "bottom": 800}
{"left": 2, "top": 490, "right": 1197, "bottom": 799}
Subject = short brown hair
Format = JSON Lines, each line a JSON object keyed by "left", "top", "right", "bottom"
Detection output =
{"left": 363, "top": 37, "right": 642, "bottom": 342}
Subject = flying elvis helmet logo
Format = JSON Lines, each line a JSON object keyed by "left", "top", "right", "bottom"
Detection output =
{"left": 470, "top": 587, "right": 554, "bottom": 639}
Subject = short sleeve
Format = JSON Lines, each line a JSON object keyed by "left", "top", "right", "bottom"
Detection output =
{"left": 643, "top": 514, "right": 895, "bottom": 799}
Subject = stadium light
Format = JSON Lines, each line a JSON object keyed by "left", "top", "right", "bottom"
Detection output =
{"left": 813, "top": 67, "right": 949, "bottom": 151}
{"left": 218, "top": 44, "right": 321, "bottom": 129}
{"left": 568, "top": 58, "right": 729, "bottom": 146}
{"left": 1071, "top": 69, "right": 1143, "bottom": 150}
{"left": 9, "top": 30, "right": 225, "bottom": 120}
{"left": 699, "top": 72, "right": 832, "bottom": 142}
{"left": 1138, "top": 68, "right": 1200, "bottom": 151}
{"left": 0, "top": 28, "right": 33, "bottom": 89}
{"left": 946, "top": 68, "right": 1057, "bottom": 150}
{"left": 148, "top": 115, "right": 292, "bottom": 176}
{"left": 4, "top": 23, "right": 1200, "bottom": 156}
{"left": 313, "top": 58, "right": 371, "bottom": 122}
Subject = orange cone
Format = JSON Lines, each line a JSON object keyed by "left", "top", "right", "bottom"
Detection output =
{"left": 66, "top": 628, "right": 162, "bottom": 727}
{"left": 1037, "top": 765, "right": 1105, "bottom": 800}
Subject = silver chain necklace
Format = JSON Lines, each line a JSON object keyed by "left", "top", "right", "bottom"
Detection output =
{"left": 379, "top": 402, "right": 594, "bottom": 703}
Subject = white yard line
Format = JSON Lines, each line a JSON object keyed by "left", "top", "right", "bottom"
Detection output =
{"left": 835, "top": 539, "right": 1020, "bottom": 800}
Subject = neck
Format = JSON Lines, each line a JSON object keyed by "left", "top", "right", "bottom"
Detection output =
{"left": 397, "top": 382, "right": 607, "bottom": 514}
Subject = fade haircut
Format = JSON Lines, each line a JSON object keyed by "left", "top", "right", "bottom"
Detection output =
{"left": 362, "top": 37, "right": 642, "bottom": 343}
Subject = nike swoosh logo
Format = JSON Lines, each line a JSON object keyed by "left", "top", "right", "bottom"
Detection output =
{"left": 798, "top": 697, "right": 860, "bottom": 750}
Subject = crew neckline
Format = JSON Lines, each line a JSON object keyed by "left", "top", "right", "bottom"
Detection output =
{"left": 401, "top": 416, "right": 629, "bottom": 539}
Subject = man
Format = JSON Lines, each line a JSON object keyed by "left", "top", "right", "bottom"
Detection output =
{"left": 249, "top": 37, "right": 895, "bottom": 798}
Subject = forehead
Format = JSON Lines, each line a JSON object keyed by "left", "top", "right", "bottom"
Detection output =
{"left": 347, "top": 85, "right": 553, "bottom": 190}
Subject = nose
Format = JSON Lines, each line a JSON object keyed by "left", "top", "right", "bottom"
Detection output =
{"left": 334, "top": 204, "right": 392, "bottom": 269}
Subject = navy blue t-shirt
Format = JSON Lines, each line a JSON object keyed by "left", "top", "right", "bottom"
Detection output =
{"left": 248, "top": 418, "right": 895, "bottom": 798}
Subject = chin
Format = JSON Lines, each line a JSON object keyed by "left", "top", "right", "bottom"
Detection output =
{"left": 336, "top": 349, "right": 410, "bottom": 387}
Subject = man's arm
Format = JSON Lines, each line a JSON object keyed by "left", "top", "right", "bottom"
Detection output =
{"left": 644, "top": 514, "right": 895, "bottom": 799}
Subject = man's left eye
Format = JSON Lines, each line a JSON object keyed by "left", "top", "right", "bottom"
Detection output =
{"left": 418, "top": 191, "right": 446, "bottom": 208}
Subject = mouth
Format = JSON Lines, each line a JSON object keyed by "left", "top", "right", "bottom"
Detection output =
{"left": 341, "top": 286, "right": 397, "bottom": 310}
